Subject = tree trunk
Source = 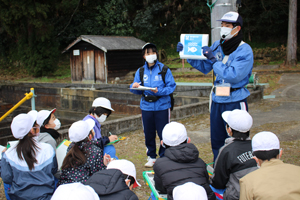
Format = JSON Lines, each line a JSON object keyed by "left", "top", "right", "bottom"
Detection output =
{"left": 286, "top": 0, "right": 297, "bottom": 66}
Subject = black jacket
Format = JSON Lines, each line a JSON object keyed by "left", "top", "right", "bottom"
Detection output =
{"left": 85, "top": 169, "right": 139, "bottom": 200}
{"left": 153, "top": 143, "right": 215, "bottom": 200}
{"left": 211, "top": 138, "right": 258, "bottom": 200}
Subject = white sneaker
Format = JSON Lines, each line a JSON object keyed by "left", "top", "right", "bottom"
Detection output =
{"left": 145, "top": 156, "right": 156, "bottom": 167}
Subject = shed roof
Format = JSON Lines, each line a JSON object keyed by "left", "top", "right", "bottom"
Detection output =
{"left": 62, "top": 35, "right": 146, "bottom": 53}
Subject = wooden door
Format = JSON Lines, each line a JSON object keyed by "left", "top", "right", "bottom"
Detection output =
{"left": 82, "top": 50, "right": 95, "bottom": 83}
{"left": 70, "top": 50, "right": 83, "bottom": 82}
{"left": 94, "top": 49, "right": 106, "bottom": 83}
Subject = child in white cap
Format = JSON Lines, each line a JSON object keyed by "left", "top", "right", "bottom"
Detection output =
{"left": 1, "top": 112, "right": 58, "bottom": 200}
{"left": 58, "top": 119, "right": 110, "bottom": 186}
{"left": 37, "top": 108, "right": 61, "bottom": 149}
{"left": 173, "top": 182, "right": 208, "bottom": 200}
{"left": 153, "top": 121, "right": 215, "bottom": 200}
{"left": 210, "top": 109, "right": 257, "bottom": 200}
{"left": 85, "top": 159, "right": 140, "bottom": 200}
{"left": 240, "top": 131, "right": 300, "bottom": 200}
{"left": 83, "top": 97, "right": 118, "bottom": 159}
{"left": 51, "top": 182, "right": 99, "bottom": 200}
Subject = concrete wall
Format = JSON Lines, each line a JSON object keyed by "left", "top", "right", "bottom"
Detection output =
{"left": 0, "top": 82, "right": 263, "bottom": 145}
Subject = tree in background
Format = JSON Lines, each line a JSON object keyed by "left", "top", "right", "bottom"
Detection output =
{"left": 286, "top": 0, "right": 297, "bottom": 65}
{"left": 0, "top": 0, "right": 65, "bottom": 76}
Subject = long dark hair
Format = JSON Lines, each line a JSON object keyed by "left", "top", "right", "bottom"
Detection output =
{"left": 16, "top": 129, "right": 40, "bottom": 171}
{"left": 61, "top": 140, "right": 88, "bottom": 170}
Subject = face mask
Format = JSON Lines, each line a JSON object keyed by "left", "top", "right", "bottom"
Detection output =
{"left": 145, "top": 54, "right": 157, "bottom": 64}
{"left": 95, "top": 114, "right": 107, "bottom": 123}
{"left": 53, "top": 119, "right": 61, "bottom": 130}
{"left": 220, "top": 26, "right": 238, "bottom": 41}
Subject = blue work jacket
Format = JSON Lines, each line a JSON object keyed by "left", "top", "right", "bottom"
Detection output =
{"left": 130, "top": 60, "right": 176, "bottom": 111}
{"left": 188, "top": 40, "right": 254, "bottom": 103}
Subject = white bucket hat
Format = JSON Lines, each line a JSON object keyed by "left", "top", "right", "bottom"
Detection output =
{"left": 11, "top": 112, "right": 37, "bottom": 139}
{"left": 92, "top": 97, "right": 114, "bottom": 111}
{"left": 162, "top": 122, "right": 187, "bottom": 147}
{"left": 173, "top": 182, "right": 208, "bottom": 200}
{"left": 51, "top": 182, "right": 99, "bottom": 200}
{"left": 37, "top": 108, "right": 56, "bottom": 127}
{"left": 252, "top": 131, "right": 280, "bottom": 152}
{"left": 222, "top": 109, "right": 253, "bottom": 133}
{"left": 69, "top": 119, "right": 95, "bottom": 142}
{"left": 107, "top": 159, "right": 141, "bottom": 189}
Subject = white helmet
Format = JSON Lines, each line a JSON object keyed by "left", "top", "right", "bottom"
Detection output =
{"left": 92, "top": 97, "right": 114, "bottom": 111}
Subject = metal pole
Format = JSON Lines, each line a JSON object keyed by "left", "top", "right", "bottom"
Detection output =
{"left": 210, "top": 0, "right": 238, "bottom": 44}
{"left": 0, "top": 91, "right": 33, "bottom": 122}
{"left": 30, "top": 88, "right": 36, "bottom": 110}
{"left": 210, "top": 0, "right": 238, "bottom": 83}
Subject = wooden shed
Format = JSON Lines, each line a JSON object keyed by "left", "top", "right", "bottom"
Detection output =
{"left": 62, "top": 35, "right": 146, "bottom": 83}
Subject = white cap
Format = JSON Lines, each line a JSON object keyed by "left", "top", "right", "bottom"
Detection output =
{"left": 11, "top": 113, "right": 37, "bottom": 139}
{"left": 51, "top": 182, "right": 99, "bottom": 200}
{"left": 69, "top": 119, "right": 95, "bottom": 142}
{"left": 27, "top": 110, "right": 38, "bottom": 122}
{"left": 217, "top": 11, "right": 243, "bottom": 26}
{"left": 162, "top": 122, "right": 187, "bottom": 146}
{"left": 37, "top": 108, "right": 56, "bottom": 127}
{"left": 222, "top": 109, "right": 253, "bottom": 133}
{"left": 107, "top": 159, "right": 141, "bottom": 189}
{"left": 173, "top": 182, "right": 208, "bottom": 200}
{"left": 92, "top": 97, "right": 114, "bottom": 111}
{"left": 252, "top": 131, "right": 280, "bottom": 152}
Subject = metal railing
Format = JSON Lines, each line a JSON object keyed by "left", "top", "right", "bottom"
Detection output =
{"left": 0, "top": 88, "right": 36, "bottom": 122}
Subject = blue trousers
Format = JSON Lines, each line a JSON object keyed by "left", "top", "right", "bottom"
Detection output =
{"left": 210, "top": 99, "right": 248, "bottom": 161}
{"left": 142, "top": 109, "right": 170, "bottom": 159}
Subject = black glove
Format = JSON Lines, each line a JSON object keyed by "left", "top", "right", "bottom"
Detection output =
{"left": 202, "top": 46, "right": 217, "bottom": 63}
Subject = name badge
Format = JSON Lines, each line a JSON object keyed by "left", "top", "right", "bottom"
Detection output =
{"left": 215, "top": 83, "right": 231, "bottom": 96}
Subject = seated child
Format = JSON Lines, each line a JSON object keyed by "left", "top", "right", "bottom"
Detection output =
{"left": 210, "top": 109, "right": 257, "bottom": 200}
{"left": 58, "top": 119, "right": 110, "bottom": 186}
{"left": 85, "top": 159, "right": 140, "bottom": 200}
{"left": 51, "top": 182, "right": 99, "bottom": 200}
{"left": 1, "top": 111, "right": 57, "bottom": 200}
{"left": 240, "top": 131, "right": 300, "bottom": 200}
{"left": 37, "top": 108, "right": 61, "bottom": 149}
{"left": 83, "top": 97, "right": 118, "bottom": 159}
{"left": 153, "top": 122, "right": 215, "bottom": 200}
{"left": 173, "top": 182, "right": 208, "bottom": 200}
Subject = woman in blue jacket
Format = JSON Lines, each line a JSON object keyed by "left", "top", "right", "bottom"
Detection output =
{"left": 1, "top": 111, "right": 58, "bottom": 200}
{"left": 177, "top": 12, "right": 253, "bottom": 161}
{"left": 130, "top": 43, "right": 176, "bottom": 167}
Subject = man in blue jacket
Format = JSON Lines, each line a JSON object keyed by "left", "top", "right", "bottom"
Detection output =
{"left": 177, "top": 11, "right": 253, "bottom": 160}
{"left": 130, "top": 43, "right": 176, "bottom": 167}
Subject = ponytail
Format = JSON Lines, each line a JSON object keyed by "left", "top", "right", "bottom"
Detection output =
{"left": 16, "top": 134, "right": 40, "bottom": 170}
{"left": 61, "top": 142, "right": 87, "bottom": 170}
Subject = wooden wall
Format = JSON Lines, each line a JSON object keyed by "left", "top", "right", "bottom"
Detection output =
{"left": 68, "top": 41, "right": 143, "bottom": 83}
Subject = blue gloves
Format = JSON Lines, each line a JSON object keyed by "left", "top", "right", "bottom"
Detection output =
{"left": 202, "top": 46, "right": 217, "bottom": 63}
{"left": 177, "top": 42, "right": 183, "bottom": 52}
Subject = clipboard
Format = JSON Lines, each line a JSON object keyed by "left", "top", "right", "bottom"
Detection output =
{"left": 130, "top": 86, "right": 156, "bottom": 91}
{"left": 56, "top": 139, "right": 72, "bottom": 170}
{"left": 143, "top": 171, "right": 168, "bottom": 200}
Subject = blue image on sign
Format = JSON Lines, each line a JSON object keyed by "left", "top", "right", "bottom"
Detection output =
{"left": 183, "top": 35, "right": 203, "bottom": 56}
